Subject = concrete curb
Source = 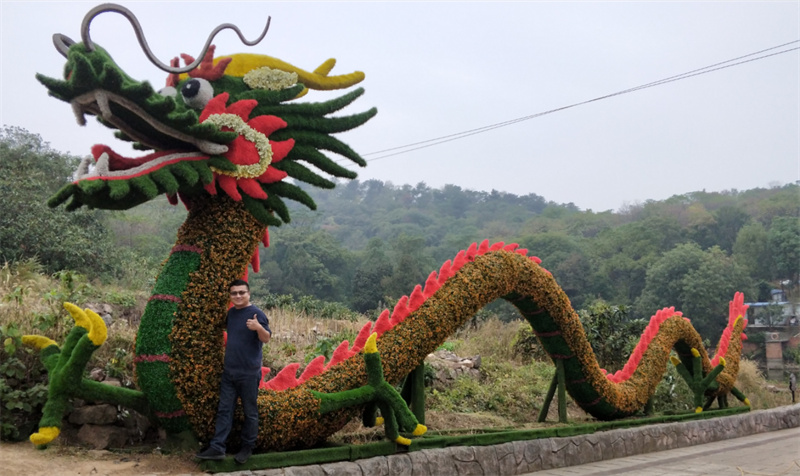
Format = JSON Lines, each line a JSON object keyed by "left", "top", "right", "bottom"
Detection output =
{"left": 232, "top": 404, "right": 800, "bottom": 476}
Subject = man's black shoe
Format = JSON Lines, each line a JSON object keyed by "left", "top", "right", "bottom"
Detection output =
{"left": 195, "top": 447, "right": 225, "bottom": 460}
{"left": 234, "top": 446, "right": 252, "bottom": 464}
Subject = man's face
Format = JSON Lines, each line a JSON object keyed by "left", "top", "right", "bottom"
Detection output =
{"left": 229, "top": 285, "right": 250, "bottom": 309}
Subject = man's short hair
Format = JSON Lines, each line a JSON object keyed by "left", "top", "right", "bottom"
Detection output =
{"left": 229, "top": 279, "right": 250, "bottom": 291}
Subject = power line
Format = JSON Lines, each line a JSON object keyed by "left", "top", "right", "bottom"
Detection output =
{"left": 351, "top": 40, "right": 799, "bottom": 164}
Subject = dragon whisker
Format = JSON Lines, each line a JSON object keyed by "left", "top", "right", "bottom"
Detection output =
{"left": 73, "top": 3, "right": 271, "bottom": 74}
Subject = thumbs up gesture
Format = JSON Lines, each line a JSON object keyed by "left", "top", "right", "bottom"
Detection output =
{"left": 246, "top": 315, "right": 261, "bottom": 331}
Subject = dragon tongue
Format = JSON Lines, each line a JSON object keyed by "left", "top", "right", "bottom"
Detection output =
{"left": 91, "top": 145, "right": 184, "bottom": 171}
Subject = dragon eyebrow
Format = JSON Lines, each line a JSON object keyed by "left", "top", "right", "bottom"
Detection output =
{"left": 51, "top": 3, "right": 270, "bottom": 74}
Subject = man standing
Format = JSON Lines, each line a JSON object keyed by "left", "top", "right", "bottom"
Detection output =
{"left": 196, "top": 279, "right": 271, "bottom": 464}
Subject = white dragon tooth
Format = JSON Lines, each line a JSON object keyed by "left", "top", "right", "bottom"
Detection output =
{"left": 76, "top": 155, "right": 93, "bottom": 179}
{"left": 95, "top": 91, "right": 112, "bottom": 120}
{"left": 197, "top": 142, "right": 229, "bottom": 156}
{"left": 71, "top": 101, "right": 87, "bottom": 126}
{"left": 95, "top": 152, "right": 110, "bottom": 176}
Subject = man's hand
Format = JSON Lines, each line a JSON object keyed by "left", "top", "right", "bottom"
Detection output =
{"left": 246, "top": 316, "right": 261, "bottom": 331}
{"left": 247, "top": 315, "right": 271, "bottom": 343}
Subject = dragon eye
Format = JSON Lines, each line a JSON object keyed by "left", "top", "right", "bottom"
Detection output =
{"left": 159, "top": 86, "right": 177, "bottom": 97}
{"left": 180, "top": 78, "right": 214, "bottom": 109}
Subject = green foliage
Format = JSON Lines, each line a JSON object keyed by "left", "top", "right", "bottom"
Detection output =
{"left": 104, "top": 347, "right": 134, "bottom": 387}
{"left": 578, "top": 303, "right": 646, "bottom": 372}
{"left": 437, "top": 341, "right": 456, "bottom": 352}
{"left": 382, "top": 234, "right": 436, "bottom": 301}
{"left": 258, "top": 227, "right": 355, "bottom": 302}
{"left": 427, "top": 360, "right": 555, "bottom": 423}
{"left": 0, "top": 127, "right": 120, "bottom": 276}
{"left": 307, "top": 338, "right": 335, "bottom": 362}
{"left": 733, "top": 223, "right": 772, "bottom": 281}
{"left": 351, "top": 238, "right": 393, "bottom": 312}
{"left": 591, "top": 216, "right": 686, "bottom": 304}
{"left": 259, "top": 293, "right": 361, "bottom": 321}
{"left": 511, "top": 322, "right": 552, "bottom": 363}
{"left": 767, "top": 216, "right": 800, "bottom": 285}
{"left": 517, "top": 233, "right": 596, "bottom": 308}
{"left": 651, "top": 362, "right": 693, "bottom": 413}
{"left": 0, "top": 323, "right": 49, "bottom": 441}
{"left": 784, "top": 346, "right": 800, "bottom": 366}
{"left": 305, "top": 329, "right": 358, "bottom": 363}
{"left": 635, "top": 243, "right": 756, "bottom": 339}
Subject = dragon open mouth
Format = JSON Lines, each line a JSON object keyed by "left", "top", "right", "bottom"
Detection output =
{"left": 76, "top": 147, "right": 209, "bottom": 182}
{"left": 70, "top": 89, "right": 228, "bottom": 181}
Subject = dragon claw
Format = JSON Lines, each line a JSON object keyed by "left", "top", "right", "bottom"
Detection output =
{"left": 29, "top": 426, "right": 60, "bottom": 446}
{"left": 21, "top": 335, "right": 58, "bottom": 350}
{"left": 63, "top": 303, "right": 107, "bottom": 346}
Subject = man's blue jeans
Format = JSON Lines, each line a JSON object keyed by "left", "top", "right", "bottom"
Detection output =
{"left": 208, "top": 370, "right": 261, "bottom": 452}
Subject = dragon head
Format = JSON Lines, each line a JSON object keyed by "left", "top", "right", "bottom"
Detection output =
{"left": 38, "top": 4, "right": 375, "bottom": 226}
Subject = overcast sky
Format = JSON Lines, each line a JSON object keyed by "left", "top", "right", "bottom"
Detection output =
{"left": 1, "top": 1, "right": 798, "bottom": 212}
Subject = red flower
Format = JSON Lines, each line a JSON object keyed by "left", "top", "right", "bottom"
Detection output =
{"left": 200, "top": 92, "right": 294, "bottom": 201}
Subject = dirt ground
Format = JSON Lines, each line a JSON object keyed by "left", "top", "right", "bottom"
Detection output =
{"left": 0, "top": 411, "right": 514, "bottom": 475}
{"left": 0, "top": 442, "right": 203, "bottom": 476}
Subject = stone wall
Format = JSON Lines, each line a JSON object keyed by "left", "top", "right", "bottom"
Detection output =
{"left": 239, "top": 404, "right": 800, "bottom": 476}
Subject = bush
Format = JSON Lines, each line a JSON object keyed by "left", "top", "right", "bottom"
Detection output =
{"left": 260, "top": 293, "right": 362, "bottom": 321}
{"left": 427, "top": 360, "right": 556, "bottom": 423}
{"left": 651, "top": 359, "right": 693, "bottom": 413}
{"left": 578, "top": 302, "right": 646, "bottom": 373}
{"left": 511, "top": 321, "right": 550, "bottom": 363}
{"left": 0, "top": 323, "right": 49, "bottom": 441}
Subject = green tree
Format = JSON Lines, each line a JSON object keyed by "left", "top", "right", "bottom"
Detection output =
{"left": 0, "top": 126, "right": 118, "bottom": 275}
{"left": 768, "top": 216, "right": 800, "bottom": 285}
{"left": 382, "top": 234, "right": 434, "bottom": 299}
{"left": 260, "top": 228, "right": 354, "bottom": 301}
{"left": 578, "top": 302, "right": 646, "bottom": 372}
{"left": 591, "top": 216, "right": 686, "bottom": 304}
{"left": 635, "top": 243, "right": 755, "bottom": 339}
{"left": 732, "top": 222, "right": 772, "bottom": 281}
{"left": 710, "top": 205, "right": 750, "bottom": 253}
{"left": 351, "top": 238, "right": 393, "bottom": 312}
{"left": 753, "top": 185, "right": 800, "bottom": 227}
{"left": 517, "top": 232, "right": 596, "bottom": 307}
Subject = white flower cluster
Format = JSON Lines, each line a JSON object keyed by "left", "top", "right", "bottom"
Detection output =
{"left": 243, "top": 67, "right": 299, "bottom": 91}
{"left": 203, "top": 113, "right": 273, "bottom": 179}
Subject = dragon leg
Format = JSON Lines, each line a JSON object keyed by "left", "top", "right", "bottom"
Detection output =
{"left": 310, "top": 334, "right": 427, "bottom": 446}
{"left": 670, "top": 350, "right": 727, "bottom": 413}
{"left": 23, "top": 302, "right": 149, "bottom": 445}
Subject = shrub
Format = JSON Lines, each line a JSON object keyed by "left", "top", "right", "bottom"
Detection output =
{"left": 0, "top": 323, "right": 49, "bottom": 441}
{"left": 651, "top": 358, "right": 693, "bottom": 413}
{"left": 578, "top": 302, "right": 646, "bottom": 373}
{"left": 511, "top": 321, "right": 550, "bottom": 363}
{"left": 427, "top": 360, "right": 564, "bottom": 423}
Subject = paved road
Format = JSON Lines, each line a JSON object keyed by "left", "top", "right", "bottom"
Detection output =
{"left": 527, "top": 426, "right": 800, "bottom": 476}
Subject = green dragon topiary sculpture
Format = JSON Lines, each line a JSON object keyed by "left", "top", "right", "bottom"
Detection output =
{"left": 23, "top": 3, "right": 750, "bottom": 453}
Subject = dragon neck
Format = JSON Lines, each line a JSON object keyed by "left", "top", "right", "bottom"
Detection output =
{"left": 134, "top": 194, "right": 264, "bottom": 433}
